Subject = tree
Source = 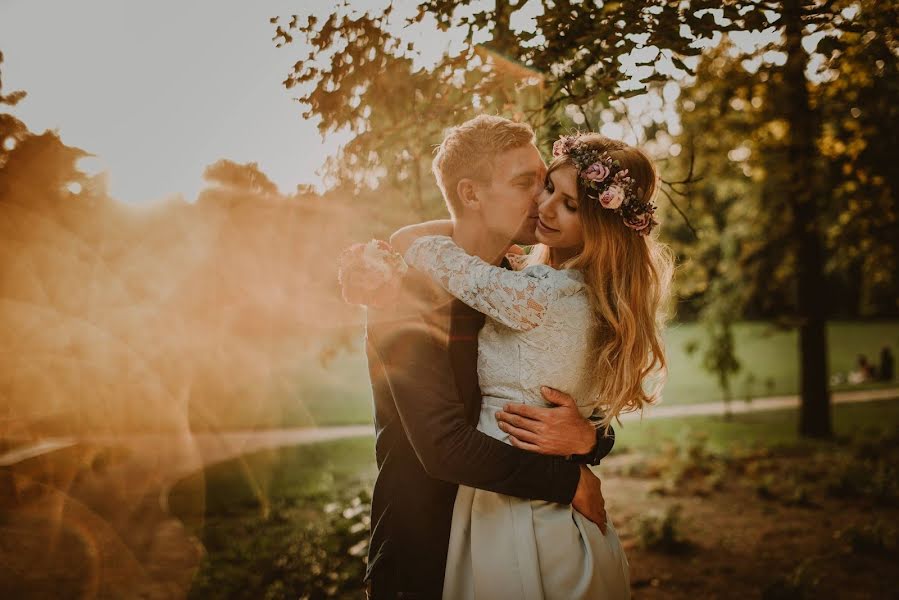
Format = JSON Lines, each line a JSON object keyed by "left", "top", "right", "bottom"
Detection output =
{"left": 668, "top": 0, "right": 898, "bottom": 437}
{"left": 274, "top": 9, "right": 478, "bottom": 214}
{"left": 815, "top": 1, "right": 899, "bottom": 316}
{"left": 0, "top": 50, "right": 30, "bottom": 171}
{"left": 202, "top": 159, "right": 280, "bottom": 196}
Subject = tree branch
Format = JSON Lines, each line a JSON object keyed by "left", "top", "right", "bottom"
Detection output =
{"left": 659, "top": 185, "right": 699, "bottom": 239}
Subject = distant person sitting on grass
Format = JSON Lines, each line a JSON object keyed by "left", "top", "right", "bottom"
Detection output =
{"left": 848, "top": 354, "right": 875, "bottom": 384}
{"left": 879, "top": 345, "right": 894, "bottom": 381}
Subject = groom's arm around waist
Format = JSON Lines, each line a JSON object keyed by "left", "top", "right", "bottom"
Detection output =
{"left": 366, "top": 317, "right": 581, "bottom": 505}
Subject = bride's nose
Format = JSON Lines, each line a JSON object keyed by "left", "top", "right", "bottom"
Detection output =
{"left": 537, "top": 190, "right": 553, "bottom": 213}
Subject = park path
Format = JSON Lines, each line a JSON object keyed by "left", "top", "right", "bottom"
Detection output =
{"left": 1, "top": 386, "right": 896, "bottom": 599}
{"left": 623, "top": 385, "right": 899, "bottom": 419}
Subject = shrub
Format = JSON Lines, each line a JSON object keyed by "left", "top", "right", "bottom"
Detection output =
{"left": 188, "top": 488, "right": 372, "bottom": 600}
{"left": 837, "top": 519, "right": 898, "bottom": 554}
{"left": 634, "top": 504, "right": 693, "bottom": 554}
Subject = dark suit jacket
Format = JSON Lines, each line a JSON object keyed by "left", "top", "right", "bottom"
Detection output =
{"left": 363, "top": 267, "right": 614, "bottom": 599}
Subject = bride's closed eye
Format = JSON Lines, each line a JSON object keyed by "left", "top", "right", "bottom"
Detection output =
{"left": 544, "top": 178, "right": 577, "bottom": 212}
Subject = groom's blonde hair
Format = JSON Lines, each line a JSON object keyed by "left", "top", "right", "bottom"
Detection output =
{"left": 432, "top": 115, "right": 535, "bottom": 216}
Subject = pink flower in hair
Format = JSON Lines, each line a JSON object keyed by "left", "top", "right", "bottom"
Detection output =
{"left": 583, "top": 162, "right": 611, "bottom": 183}
{"left": 599, "top": 184, "right": 626, "bottom": 209}
{"left": 552, "top": 135, "right": 577, "bottom": 157}
{"left": 624, "top": 212, "right": 653, "bottom": 232}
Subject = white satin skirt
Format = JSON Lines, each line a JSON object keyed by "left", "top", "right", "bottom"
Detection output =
{"left": 442, "top": 397, "right": 630, "bottom": 599}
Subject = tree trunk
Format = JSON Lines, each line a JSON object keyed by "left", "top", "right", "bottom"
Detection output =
{"left": 783, "top": 0, "right": 832, "bottom": 438}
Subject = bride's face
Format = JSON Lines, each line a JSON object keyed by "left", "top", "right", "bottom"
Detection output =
{"left": 535, "top": 166, "right": 585, "bottom": 252}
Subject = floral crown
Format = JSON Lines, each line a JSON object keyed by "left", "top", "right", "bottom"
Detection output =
{"left": 552, "top": 134, "right": 658, "bottom": 236}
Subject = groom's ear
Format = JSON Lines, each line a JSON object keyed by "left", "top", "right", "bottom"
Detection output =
{"left": 457, "top": 178, "right": 482, "bottom": 211}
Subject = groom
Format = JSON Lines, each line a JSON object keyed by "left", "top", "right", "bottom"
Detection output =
{"left": 363, "top": 115, "right": 614, "bottom": 599}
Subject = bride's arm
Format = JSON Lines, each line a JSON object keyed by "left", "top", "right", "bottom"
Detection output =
{"left": 389, "top": 219, "right": 453, "bottom": 256}
{"left": 403, "top": 235, "right": 557, "bottom": 331}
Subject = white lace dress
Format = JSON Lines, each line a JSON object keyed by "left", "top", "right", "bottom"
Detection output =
{"left": 404, "top": 235, "right": 630, "bottom": 600}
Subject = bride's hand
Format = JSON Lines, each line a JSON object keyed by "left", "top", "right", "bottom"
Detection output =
{"left": 389, "top": 219, "right": 453, "bottom": 256}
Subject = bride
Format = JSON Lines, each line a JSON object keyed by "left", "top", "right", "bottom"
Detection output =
{"left": 390, "top": 132, "right": 675, "bottom": 599}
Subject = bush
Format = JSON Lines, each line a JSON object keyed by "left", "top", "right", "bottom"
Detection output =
{"left": 837, "top": 519, "right": 898, "bottom": 555}
{"left": 188, "top": 489, "right": 371, "bottom": 600}
{"left": 644, "top": 434, "right": 730, "bottom": 496}
{"left": 634, "top": 504, "right": 693, "bottom": 554}
{"left": 825, "top": 454, "right": 899, "bottom": 505}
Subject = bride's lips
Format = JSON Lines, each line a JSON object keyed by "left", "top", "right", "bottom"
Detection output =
{"left": 537, "top": 217, "right": 558, "bottom": 233}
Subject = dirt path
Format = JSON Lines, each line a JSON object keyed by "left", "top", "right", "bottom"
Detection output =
{"left": 597, "top": 448, "right": 899, "bottom": 599}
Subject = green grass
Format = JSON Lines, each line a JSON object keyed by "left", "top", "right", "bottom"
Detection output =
{"left": 613, "top": 398, "right": 899, "bottom": 454}
{"left": 169, "top": 436, "right": 377, "bottom": 525}
{"left": 664, "top": 320, "right": 899, "bottom": 404}
{"left": 288, "top": 320, "right": 899, "bottom": 427}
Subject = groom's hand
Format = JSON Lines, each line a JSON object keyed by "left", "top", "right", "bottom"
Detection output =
{"left": 572, "top": 465, "right": 607, "bottom": 534}
{"left": 496, "top": 386, "right": 596, "bottom": 456}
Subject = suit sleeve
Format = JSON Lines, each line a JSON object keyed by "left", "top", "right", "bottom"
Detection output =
{"left": 366, "top": 310, "right": 581, "bottom": 505}
{"left": 567, "top": 419, "right": 615, "bottom": 465}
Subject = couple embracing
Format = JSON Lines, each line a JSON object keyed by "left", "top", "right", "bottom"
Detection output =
{"left": 344, "top": 115, "right": 674, "bottom": 599}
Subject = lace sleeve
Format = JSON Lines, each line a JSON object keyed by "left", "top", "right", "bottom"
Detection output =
{"left": 404, "top": 235, "right": 556, "bottom": 331}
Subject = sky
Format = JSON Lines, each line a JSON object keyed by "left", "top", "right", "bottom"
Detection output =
{"left": 0, "top": 0, "right": 395, "bottom": 203}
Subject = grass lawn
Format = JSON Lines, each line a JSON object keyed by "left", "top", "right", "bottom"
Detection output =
{"left": 614, "top": 397, "right": 899, "bottom": 453}
{"left": 287, "top": 320, "right": 899, "bottom": 427}
{"left": 170, "top": 398, "right": 899, "bottom": 599}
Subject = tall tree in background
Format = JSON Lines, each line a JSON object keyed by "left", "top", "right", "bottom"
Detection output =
{"left": 780, "top": 0, "right": 829, "bottom": 437}
{"left": 668, "top": 0, "right": 897, "bottom": 437}
{"left": 815, "top": 1, "right": 899, "bottom": 317}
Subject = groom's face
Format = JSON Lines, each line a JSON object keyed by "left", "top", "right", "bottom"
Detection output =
{"left": 479, "top": 143, "right": 546, "bottom": 245}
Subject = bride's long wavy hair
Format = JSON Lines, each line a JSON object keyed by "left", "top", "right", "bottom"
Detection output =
{"left": 531, "top": 134, "right": 676, "bottom": 431}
